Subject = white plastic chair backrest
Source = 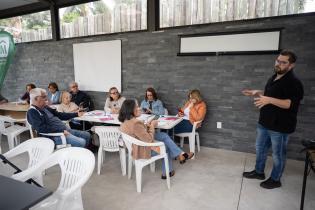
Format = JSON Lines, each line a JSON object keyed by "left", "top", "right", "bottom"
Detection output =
{"left": 192, "top": 120, "right": 202, "bottom": 136}
{"left": 121, "top": 133, "right": 132, "bottom": 154}
{"left": 121, "top": 133, "right": 141, "bottom": 149}
{"left": 164, "top": 108, "right": 168, "bottom": 115}
{"left": 121, "top": 133, "right": 163, "bottom": 148}
{"left": 94, "top": 126, "right": 121, "bottom": 152}
{"left": 27, "top": 106, "right": 44, "bottom": 139}
{"left": 3, "top": 137, "right": 55, "bottom": 168}
{"left": 0, "top": 115, "right": 15, "bottom": 133}
{"left": 12, "top": 147, "right": 95, "bottom": 195}
{"left": 25, "top": 118, "right": 35, "bottom": 138}
{"left": 56, "top": 148, "right": 95, "bottom": 194}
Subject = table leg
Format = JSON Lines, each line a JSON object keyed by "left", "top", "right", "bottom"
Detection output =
{"left": 300, "top": 152, "right": 309, "bottom": 210}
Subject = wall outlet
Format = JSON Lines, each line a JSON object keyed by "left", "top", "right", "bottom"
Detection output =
{"left": 217, "top": 122, "right": 222, "bottom": 129}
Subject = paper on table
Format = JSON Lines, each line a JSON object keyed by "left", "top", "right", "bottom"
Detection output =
{"left": 99, "top": 117, "right": 114, "bottom": 121}
{"left": 158, "top": 121, "right": 168, "bottom": 126}
{"left": 161, "top": 117, "right": 178, "bottom": 121}
{"left": 84, "top": 111, "right": 105, "bottom": 116}
{"left": 137, "top": 114, "right": 152, "bottom": 122}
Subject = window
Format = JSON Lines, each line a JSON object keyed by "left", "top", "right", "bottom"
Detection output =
{"left": 59, "top": 0, "right": 147, "bottom": 39}
{"left": 0, "top": 11, "right": 52, "bottom": 43}
{"left": 160, "top": 0, "right": 315, "bottom": 28}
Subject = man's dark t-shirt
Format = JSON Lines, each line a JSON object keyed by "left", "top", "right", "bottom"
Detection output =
{"left": 259, "top": 70, "right": 304, "bottom": 134}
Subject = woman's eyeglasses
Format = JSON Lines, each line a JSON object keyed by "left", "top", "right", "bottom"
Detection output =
{"left": 110, "top": 91, "right": 118, "bottom": 95}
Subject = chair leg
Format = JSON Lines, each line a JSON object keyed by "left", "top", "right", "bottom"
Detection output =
{"left": 128, "top": 154, "right": 133, "bottom": 179}
{"left": 0, "top": 134, "right": 2, "bottom": 154}
{"left": 8, "top": 135, "right": 15, "bottom": 150}
{"left": 196, "top": 133, "right": 200, "bottom": 152}
{"left": 97, "top": 148, "right": 103, "bottom": 175}
{"left": 189, "top": 135, "right": 196, "bottom": 159}
{"left": 164, "top": 156, "right": 171, "bottom": 190}
{"left": 102, "top": 151, "right": 105, "bottom": 164}
{"left": 119, "top": 148, "right": 127, "bottom": 176}
{"left": 34, "top": 173, "right": 44, "bottom": 186}
{"left": 15, "top": 135, "right": 21, "bottom": 146}
{"left": 150, "top": 162, "right": 155, "bottom": 173}
{"left": 135, "top": 164, "right": 143, "bottom": 193}
{"left": 180, "top": 137, "right": 184, "bottom": 148}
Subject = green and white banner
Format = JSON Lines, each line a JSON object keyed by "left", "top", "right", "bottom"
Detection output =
{"left": 0, "top": 30, "right": 16, "bottom": 90}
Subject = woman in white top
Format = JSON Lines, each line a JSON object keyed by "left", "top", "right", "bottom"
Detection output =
{"left": 57, "top": 91, "right": 79, "bottom": 113}
{"left": 104, "top": 87, "right": 125, "bottom": 114}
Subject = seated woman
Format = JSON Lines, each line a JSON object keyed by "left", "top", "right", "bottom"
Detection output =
{"left": 174, "top": 89, "right": 206, "bottom": 134}
{"left": 47, "top": 82, "right": 61, "bottom": 105}
{"left": 57, "top": 91, "right": 87, "bottom": 130}
{"left": 119, "top": 99, "right": 194, "bottom": 179}
{"left": 104, "top": 87, "right": 125, "bottom": 114}
{"left": 20, "top": 83, "right": 36, "bottom": 104}
{"left": 140, "top": 87, "right": 165, "bottom": 115}
{"left": 57, "top": 91, "right": 79, "bottom": 113}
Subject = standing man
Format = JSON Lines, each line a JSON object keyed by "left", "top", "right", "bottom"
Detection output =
{"left": 242, "top": 50, "right": 304, "bottom": 189}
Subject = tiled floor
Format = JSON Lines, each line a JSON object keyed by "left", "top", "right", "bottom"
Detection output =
{"left": 1, "top": 140, "right": 314, "bottom": 210}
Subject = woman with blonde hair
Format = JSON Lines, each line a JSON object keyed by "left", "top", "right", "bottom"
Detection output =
{"left": 57, "top": 91, "right": 79, "bottom": 113}
{"left": 174, "top": 89, "right": 206, "bottom": 134}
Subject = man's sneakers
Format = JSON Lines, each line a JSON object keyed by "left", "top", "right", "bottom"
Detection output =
{"left": 243, "top": 170, "right": 282, "bottom": 189}
{"left": 260, "top": 177, "right": 281, "bottom": 189}
{"left": 243, "top": 170, "right": 266, "bottom": 180}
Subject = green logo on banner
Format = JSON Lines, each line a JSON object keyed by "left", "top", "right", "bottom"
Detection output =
{"left": 0, "top": 30, "right": 16, "bottom": 90}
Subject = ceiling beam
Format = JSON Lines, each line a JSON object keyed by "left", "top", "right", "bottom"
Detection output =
{"left": 0, "top": 0, "right": 99, "bottom": 19}
{"left": 0, "top": 2, "right": 50, "bottom": 19}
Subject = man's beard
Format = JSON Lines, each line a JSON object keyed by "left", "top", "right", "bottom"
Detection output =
{"left": 274, "top": 66, "right": 288, "bottom": 75}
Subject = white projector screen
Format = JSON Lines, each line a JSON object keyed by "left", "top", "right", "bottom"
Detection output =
{"left": 73, "top": 40, "right": 121, "bottom": 92}
{"left": 179, "top": 30, "right": 281, "bottom": 55}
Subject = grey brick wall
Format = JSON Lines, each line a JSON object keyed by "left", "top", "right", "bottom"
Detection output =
{"left": 3, "top": 14, "right": 315, "bottom": 160}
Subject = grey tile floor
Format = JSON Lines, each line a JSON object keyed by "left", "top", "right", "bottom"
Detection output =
{"left": 1, "top": 140, "right": 314, "bottom": 210}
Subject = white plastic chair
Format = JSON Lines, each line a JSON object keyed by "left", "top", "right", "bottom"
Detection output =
{"left": 26, "top": 119, "right": 68, "bottom": 149}
{"left": 164, "top": 108, "right": 169, "bottom": 115}
{"left": 121, "top": 132, "right": 170, "bottom": 193}
{"left": 12, "top": 147, "right": 95, "bottom": 210}
{"left": 94, "top": 126, "right": 126, "bottom": 175}
{"left": 2, "top": 137, "right": 55, "bottom": 185}
{"left": 0, "top": 115, "right": 30, "bottom": 152}
{"left": 175, "top": 120, "right": 202, "bottom": 158}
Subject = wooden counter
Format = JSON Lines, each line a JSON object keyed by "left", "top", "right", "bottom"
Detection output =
{"left": 0, "top": 102, "right": 29, "bottom": 119}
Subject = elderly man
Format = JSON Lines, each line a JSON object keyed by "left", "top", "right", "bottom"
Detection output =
{"left": 69, "top": 82, "right": 93, "bottom": 111}
{"left": 242, "top": 50, "right": 304, "bottom": 189}
{"left": 27, "top": 88, "right": 90, "bottom": 147}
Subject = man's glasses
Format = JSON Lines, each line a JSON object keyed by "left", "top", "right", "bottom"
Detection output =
{"left": 275, "top": 59, "right": 289, "bottom": 65}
